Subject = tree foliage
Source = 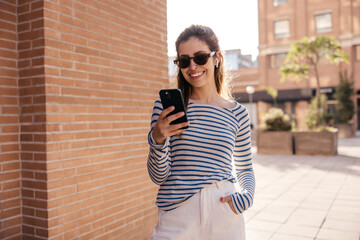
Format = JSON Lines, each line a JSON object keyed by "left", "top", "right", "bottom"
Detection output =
{"left": 305, "top": 94, "right": 331, "bottom": 130}
{"left": 262, "top": 86, "right": 278, "bottom": 107}
{"left": 280, "top": 36, "right": 349, "bottom": 129}
{"left": 335, "top": 71, "right": 355, "bottom": 123}
{"left": 280, "top": 36, "right": 348, "bottom": 83}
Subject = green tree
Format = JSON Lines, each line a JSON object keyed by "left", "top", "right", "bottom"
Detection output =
{"left": 280, "top": 36, "right": 349, "bottom": 128}
{"left": 262, "top": 86, "right": 278, "bottom": 108}
{"left": 335, "top": 70, "right": 355, "bottom": 123}
{"left": 305, "top": 94, "right": 329, "bottom": 130}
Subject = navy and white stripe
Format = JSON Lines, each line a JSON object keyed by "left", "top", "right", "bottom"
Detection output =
{"left": 147, "top": 98, "right": 255, "bottom": 214}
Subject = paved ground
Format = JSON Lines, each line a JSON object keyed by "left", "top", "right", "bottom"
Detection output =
{"left": 245, "top": 132, "right": 360, "bottom": 240}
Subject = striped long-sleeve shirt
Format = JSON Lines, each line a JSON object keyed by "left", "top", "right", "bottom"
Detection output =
{"left": 147, "top": 98, "right": 255, "bottom": 214}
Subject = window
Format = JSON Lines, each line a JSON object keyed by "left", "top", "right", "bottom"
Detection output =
{"left": 274, "top": 20, "right": 290, "bottom": 39}
{"left": 315, "top": 13, "right": 332, "bottom": 33}
{"left": 356, "top": 45, "right": 360, "bottom": 61}
{"left": 273, "top": 0, "right": 288, "bottom": 6}
{"left": 270, "top": 53, "right": 287, "bottom": 68}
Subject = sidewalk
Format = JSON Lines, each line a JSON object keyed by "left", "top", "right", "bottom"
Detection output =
{"left": 245, "top": 132, "right": 360, "bottom": 240}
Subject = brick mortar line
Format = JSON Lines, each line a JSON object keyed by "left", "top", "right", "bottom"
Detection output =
{"left": 46, "top": 169, "right": 149, "bottom": 202}
{"left": 0, "top": 186, "right": 21, "bottom": 193}
{"left": 47, "top": 1, "right": 166, "bottom": 31}
{"left": 40, "top": 56, "right": 167, "bottom": 73}
{"left": 45, "top": 145, "right": 148, "bottom": 157}
{"left": 41, "top": 43, "right": 167, "bottom": 66}
{"left": 45, "top": 160, "right": 147, "bottom": 178}
{"left": 44, "top": 147, "right": 148, "bottom": 164}
{"left": 0, "top": 57, "right": 18, "bottom": 62}
{"left": 78, "top": 202, "right": 156, "bottom": 239}
{"left": 41, "top": 14, "right": 166, "bottom": 50}
{"left": 45, "top": 174, "right": 153, "bottom": 218}
{"left": 36, "top": 85, "right": 163, "bottom": 96}
{"left": 43, "top": 2, "right": 165, "bottom": 32}
{"left": 19, "top": 81, "right": 165, "bottom": 91}
{"left": 91, "top": 206, "right": 157, "bottom": 240}
{"left": 38, "top": 93, "right": 160, "bottom": 101}
{"left": 0, "top": 25, "right": 17, "bottom": 32}
{"left": 18, "top": 67, "right": 168, "bottom": 79}
{"left": 49, "top": 195, "right": 156, "bottom": 239}
{"left": 18, "top": 122, "right": 149, "bottom": 127}
{"left": 46, "top": 180, "right": 156, "bottom": 220}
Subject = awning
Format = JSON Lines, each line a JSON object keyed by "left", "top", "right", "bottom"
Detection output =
{"left": 234, "top": 87, "right": 336, "bottom": 103}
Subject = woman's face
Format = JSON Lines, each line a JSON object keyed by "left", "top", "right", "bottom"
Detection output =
{"left": 177, "top": 37, "right": 217, "bottom": 90}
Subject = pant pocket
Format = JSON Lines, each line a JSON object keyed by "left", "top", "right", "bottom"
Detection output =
{"left": 221, "top": 181, "right": 238, "bottom": 216}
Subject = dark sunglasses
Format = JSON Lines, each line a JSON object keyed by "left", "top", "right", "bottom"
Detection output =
{"left": 174, "top": 51, "right": 216, "bottom": 69}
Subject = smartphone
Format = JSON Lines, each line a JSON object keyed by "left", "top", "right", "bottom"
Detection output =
{"left": 159, "top": 89, "right": 188, "bottom": 129}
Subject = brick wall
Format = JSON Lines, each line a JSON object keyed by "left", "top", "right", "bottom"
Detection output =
{"left": 1, "top": 0, "right": 168, "bottom": 239}
{"left": 17, "top": 1, "right": 48, "bottom": 239}
{"left": 0, "top": 0, "right": 21, "bottom": 239}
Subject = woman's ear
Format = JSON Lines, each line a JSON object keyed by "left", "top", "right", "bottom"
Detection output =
{"left": 215, "top": 51, "right": 222, "bottom": 68}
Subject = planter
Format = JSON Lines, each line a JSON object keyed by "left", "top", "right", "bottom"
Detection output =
{"left": 257, "top": 131, "right": 293, "bottom": 155}
{"left": 293, "top": 130, "right": 338, "bottom": 155}
{"left": 334, "top": 123, "right": 355, "bottom": 138}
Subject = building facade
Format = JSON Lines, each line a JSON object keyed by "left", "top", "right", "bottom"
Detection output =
{"left": 0, "top": 0, "right": 167, "bottom": 239}
{"left": 233, "top": 0, "right": 360, "bottom": 131}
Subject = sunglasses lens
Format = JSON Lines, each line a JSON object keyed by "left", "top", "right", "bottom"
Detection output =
{"left": 178, "top": 58, "right": 190, "bottom": 68}
{"left": 176, "top": 52, "right": 214, "bottom": 68}
{"left": 194, "top": 54, "right": 208, "bottom": 65}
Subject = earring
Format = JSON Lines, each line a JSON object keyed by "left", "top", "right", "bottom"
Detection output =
{"left": 215, "top": 59, "right": 219, "bottom": 68}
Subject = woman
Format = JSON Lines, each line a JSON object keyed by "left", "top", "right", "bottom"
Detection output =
{"left": 147, "top": 25, "right": 255, "bottom": 240}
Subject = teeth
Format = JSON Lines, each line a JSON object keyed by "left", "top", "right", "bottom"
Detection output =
{"left": 191, "top": 72, "right": 202, "bottom": 77}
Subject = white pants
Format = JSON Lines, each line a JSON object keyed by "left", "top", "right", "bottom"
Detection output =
{"left": 151, "top": 180, "right": 245, "bottom": 240}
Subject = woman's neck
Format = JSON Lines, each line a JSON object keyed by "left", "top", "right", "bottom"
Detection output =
{"left": 190, "top": 87, "right": 220, "bottom": 104}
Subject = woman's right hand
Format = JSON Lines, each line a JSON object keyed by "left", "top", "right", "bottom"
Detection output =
{"left": 152, "top": 106, "right": 189, "bottom": 145}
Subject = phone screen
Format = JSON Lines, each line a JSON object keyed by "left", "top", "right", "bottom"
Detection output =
{"left": 159, "top": 89, "right": 188, "bottom": 128}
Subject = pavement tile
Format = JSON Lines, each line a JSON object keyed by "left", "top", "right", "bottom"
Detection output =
{"left": 291, "top": 208, "right": 327, "bottom": 218}
{"left": 270, "top": 199, "right": 301, "bottom": 208}
{"left": 332, "top": 199, "right": 360, "bottom": 208}
{"left": 270, "top": 232, "right": 314, "bottom": 240}
{"left": 315, "top": 228, "right": 359, "bottom": 240}
{"left": 262, "top": 205, "right": 295, "bottom": 215}
{"left": 246, "top": 229, "right": 273, "bottom": 240}
{"left": 276, "top": 223, "right": 319, "bottom": 238}
{"left": 321, "top": 219, "right": 360, "bottom": 232}
{"left": 328, "top": 205, "right": 360, "bottom": 214}
{"left": 252, "top": 211, "right": 289, "bottom": 223}
{"left": 244, "top": 209, "right": 259, "bottom": 220}
{"left": 246, "top": 219, "right": 282, "bottom": 233}
{"left": 286, "top": 209, "right": 326, "bottom": 227}
{"left": 326, "top": 211, "right": 360, "bottom": 222}
{"left": 246, "top": 134, "right": 360, "bottom": 240}
{"left": 299, "top": 200, "right": 333, "bottom": 211}
{"left": 286, "top": 214, "right": 324, "bottom": 228}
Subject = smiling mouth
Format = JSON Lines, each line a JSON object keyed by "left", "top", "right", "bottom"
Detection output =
{"left": 189, "top": 72, "right": 204, "bottom": 78}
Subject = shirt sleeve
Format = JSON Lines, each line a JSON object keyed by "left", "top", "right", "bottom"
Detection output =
{"left": 147, "top": 98, "right": 172, "bottom": 185}
{"left": 230, "top": 106, "right": 255, "bottom": 214}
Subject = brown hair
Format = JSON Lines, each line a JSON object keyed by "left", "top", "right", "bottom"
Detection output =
{"left": 175, "top": 25, "right": 233, "bottom": 109}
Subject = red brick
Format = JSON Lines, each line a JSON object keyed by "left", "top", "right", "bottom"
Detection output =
{"left": 1, "top": 125, "right": 19, "bottom": 133}
{"left": 1, "top": 0, "right": 167, "bottom": 239}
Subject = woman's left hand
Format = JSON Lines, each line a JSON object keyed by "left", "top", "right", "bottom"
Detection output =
{"left": 220, "top": 196, "right": 237, "bottom": 214}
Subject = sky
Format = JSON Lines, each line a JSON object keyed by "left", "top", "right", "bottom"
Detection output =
{"left": 167, "top": 0, "right": 259, "bottom": 60}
